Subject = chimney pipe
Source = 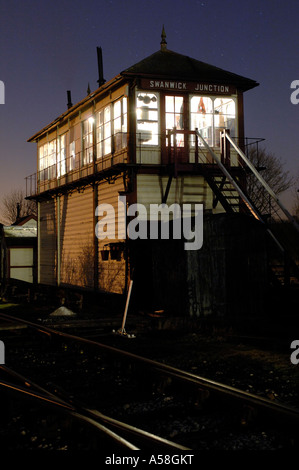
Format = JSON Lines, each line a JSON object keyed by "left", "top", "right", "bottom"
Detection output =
{"left": 67, "top": 90, "right": 73, "bottom": 109}
{"left": 97, "top": 47, "right": 105, "bottom": 87}
{"left": 16, "top": 202, "right": 20, "bottom": 223}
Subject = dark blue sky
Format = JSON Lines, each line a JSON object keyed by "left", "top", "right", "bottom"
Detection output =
{"left": 0, "top": 0, "right": 298, "bottom": 220}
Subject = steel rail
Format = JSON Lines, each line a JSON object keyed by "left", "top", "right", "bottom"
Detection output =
{"left": 0, "top": 363, "right": 189, "bottom": 451}
{"left": 0, "top": 375, "right": 139, "bottom": 450}
{"left": 2, "top": 312, "right": 299, "bottom": 429}
{"left": 45, "top": 378, "right": 189, "bottom": 450}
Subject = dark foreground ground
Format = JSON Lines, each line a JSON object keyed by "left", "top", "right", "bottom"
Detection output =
{"left": 1, "top": 294, "right": 299, "bottom": 411}
{"left": 1, "top": 280, "right": 299, "bottom": 462}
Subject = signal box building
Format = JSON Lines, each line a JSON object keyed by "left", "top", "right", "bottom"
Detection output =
{"left": 27, "top": 32, "right": 282, "bottom": 318}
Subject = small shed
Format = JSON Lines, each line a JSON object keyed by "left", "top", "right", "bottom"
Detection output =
{"left": 0, "top": 215, "right": 37, "bottom": 286}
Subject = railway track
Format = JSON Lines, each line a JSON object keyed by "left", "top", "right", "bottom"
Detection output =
{"left": 0, "top": 364, "right": 189, "bottom": 452}
{"left": 0, "top": 312, "right": 299, "bottom": 451}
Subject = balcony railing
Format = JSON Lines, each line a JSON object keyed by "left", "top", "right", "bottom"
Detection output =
{"left": 26, "top": 130, "right": 264, "bottom": 198}
{"left": 26, "top": 134, "right": 128, "bottom": 198}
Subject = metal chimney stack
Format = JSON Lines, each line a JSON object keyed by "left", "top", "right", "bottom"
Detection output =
{"left": 67, "top": 90, "right": 73, "bottom": 109}
{"left": 97, "top": 47, "right": 105, "bottom": 87}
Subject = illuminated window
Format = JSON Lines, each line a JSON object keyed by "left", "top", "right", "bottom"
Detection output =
{"left": 96, "top": 105, "right": 111, "bottom": 158}
{"left": 58, "top": 133, "right": 66, "bottom": 177}
{"left": 39, "top": 144, "right": 48, "bottom": 181}
{"left": 190, "top": 96, "right": 213, "bottom": 146}
{"left": 39, "top": 140, "right": 56, "bottom": 181}
{"left": 68, "top": 126, "right": 75, "bottom": 172}
{"left": 82, "top": 117, "right": 94, "bottom": 165}
{"left": 136, "top": 92, "right": 158, "bottom": 145}
{"left": 113, "top": 97, "right": 127, "bottom": 151}
{"left": 69, "top": 141, "right": 75, "bottom": 171}
{"left": 214, "top": 98, "right": 236, "bottom": 146}
{"left": 48, "top": 140, "right": 56, "bottom": 179}
{"left": 165, "top": 95, "right": 184, "bottom": 146}
{"left": 190, "top": 96, "right": 236, "bottom": 147}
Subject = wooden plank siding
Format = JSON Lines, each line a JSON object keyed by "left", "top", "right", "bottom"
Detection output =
{"left": 136, "top": 174, "right": 225, "bottom": 213}
{"left": 39, "top": 199, "right": 56, "bottom": 285}
{"left": 39, "top": 174, "right": 127, "bottom": 294}
{"left": 59, "top": 188, "right": 94, "bottom": 289}
{"left": 97, "top": 176, "right": 127, "bottom": 295}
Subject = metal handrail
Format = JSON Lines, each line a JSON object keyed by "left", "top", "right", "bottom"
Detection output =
{"left": 194, "top": 129, "right": 286, "bottom": 254}
{"left": 194, "top": 130, "right": 263, "bottom": 221}
{"left": 223, "top": 130, "right": 299, "bottom": 234}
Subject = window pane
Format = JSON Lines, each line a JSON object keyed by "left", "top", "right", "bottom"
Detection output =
{"left": 165, "top": 96, "right": 174, "bottom": 113}
{"left": 165, "top": 96, "right": 184, "bottom": 130}
{"left": 39, "top": 146, "right": 46, "bottom": 169}
{"left": 114, "top": 100, "right": 121, "bottom": 119}
{"left": 58, "top": 134, "right": 66, "bottom": 176}
{"left": 83, "top": 118, "right": 94, "bottom": 164}
{"left": 175, "top": 96, "right": 183, "bottom": 113}
{"left": 104, "top": 106, "right": 110, "bottom": 122}
{"left": 96, "top": 105, "right": 111, "bottom": 158}
{"left": 48, "top": 140, "right": 56, "bottom": 178}
{"left": 123, "top": 113, "right": 127, "bottom": 130}
{"left": 69, "top": 141, "right": 75, "bottom": 171}
{"left": 136, "top": 92, "right": 158, "bottom": 146}
{"left": 114, "top": 116, "right": 121, "bottom": 133}
{"left": 123, "top": 97, "right": 127, "bottom": 114}
{"left": 113, "top": 98, "right": 127, "bottom": 151}
{"left": 190, "top": 96, "right": 213, "bottom": 146}
{"left": 165, "top": 96, "right": 184, "bottom": 147}
{"left": 113, "top": 98, "right": 128, "bottom": 152}
{"left": 104, "top": 121, "right": 111, "bottom": 139}
{"left": 166, "top": 113, "right": 175, "bottom": 130}
{"left": 214, "top": 98, "right": 236, "bottom": 139}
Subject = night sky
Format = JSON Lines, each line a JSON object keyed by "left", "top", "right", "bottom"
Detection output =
{"left": 0, "top": 0, "right": 298, "bottom": 222}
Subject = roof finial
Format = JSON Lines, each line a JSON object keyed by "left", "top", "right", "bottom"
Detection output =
{"left": 160, "top": 25, "right": 167, "bottom": 51}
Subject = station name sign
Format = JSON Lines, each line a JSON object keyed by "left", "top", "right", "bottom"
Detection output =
{"left": 140, "top": 78, "right": 236, "bottom": 95}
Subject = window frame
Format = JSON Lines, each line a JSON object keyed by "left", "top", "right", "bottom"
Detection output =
{"left": 82, "top": 117, "right": 94, "bottom": 165}
{"left": 136, "top": 91, "right": 160, "bottom": 147}
{"left": 96, "top": 104, "right": 112, "bottom": 159}
{"left": 165, "top": 94, "right": 185, "bottom": 148}
{"left": 38, "top": 139, "right": 56, "bottom": 181}
{"left": 58, "top": 132, "right": 67, "bottom": 177}
{"left": 189, "top": 95, "right": 237, "bottom": 147}
{"left": 112, "top": 97, "right": 128, "bottom": 152}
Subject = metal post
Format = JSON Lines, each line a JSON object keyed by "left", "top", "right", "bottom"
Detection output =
{"left": 57, "top": 196, "right": 61, "bottom": 286}
{"left": 195, "top": 131, "right": 199, "bottom": 165}
{"left": 0, "top": 340, "right": 4, "bottom": 364}
{"left": 173, "top": 127, "right": 177, "bottom": 177}
{"left": 116, "top": 280, "right": 134, "bottom": 337}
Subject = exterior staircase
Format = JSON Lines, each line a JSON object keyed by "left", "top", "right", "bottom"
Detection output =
{"left": 195, "top": 129, "right": 299, "bottom": 286}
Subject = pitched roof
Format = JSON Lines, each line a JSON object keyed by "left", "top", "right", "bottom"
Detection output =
{"left": 121, "top": 48, "right": 258, "bottom": 92}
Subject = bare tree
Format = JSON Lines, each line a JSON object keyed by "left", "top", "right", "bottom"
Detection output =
{"left": 246, "top": 147, "right": 294, "bottom": 216}
{"left": 1, "top": 189, "right": 37, "bottom": 225}
{"left": 291, "top": 172, "right": 299, "bottom": 219}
